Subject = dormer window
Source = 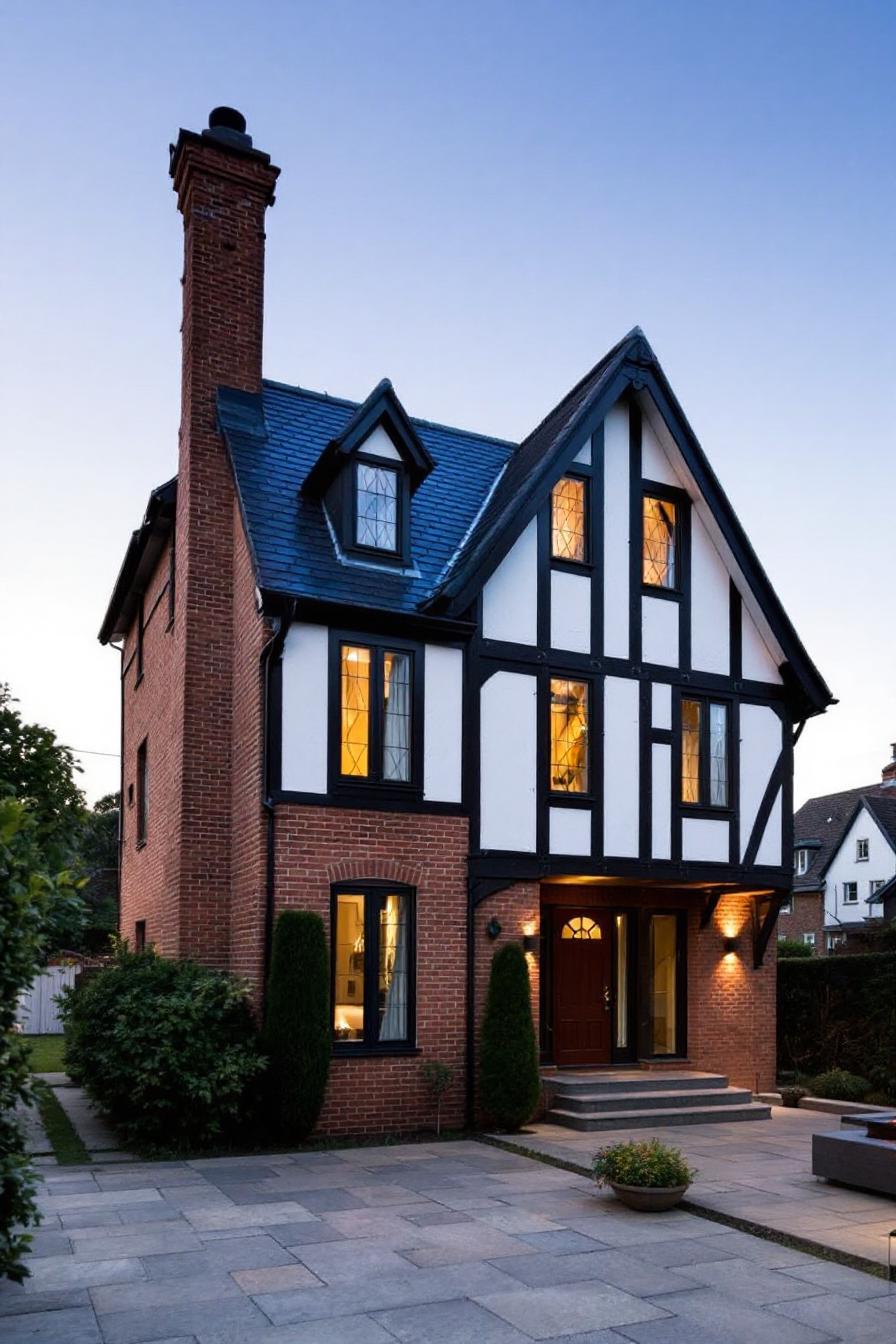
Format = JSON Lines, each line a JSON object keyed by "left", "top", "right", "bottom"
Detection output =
{"left": 355, "top": 461, "right": 399, "bottom": 552}
{"left": 795, "top": 848, "right": 809, "bottom": 876}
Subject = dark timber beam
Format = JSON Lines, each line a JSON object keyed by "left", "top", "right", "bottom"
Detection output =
{"left": 472, "top": 877, "right": 516, "bottom": 907}
{"left": 700, "top": 889, "right": 724, "bottom": 931}
{"left": 753, "top": 893, "right": 788, "bottom": 969}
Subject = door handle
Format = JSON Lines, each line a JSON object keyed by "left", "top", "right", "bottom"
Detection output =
{"left": 603, "top": 984, "right": 611, "bottom": 1012}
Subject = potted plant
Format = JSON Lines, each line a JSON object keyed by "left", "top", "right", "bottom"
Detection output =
{"left": 592, "top": 1139, "right": 695, "bottom": 1211}
{"left": 779, "top": 1085, "right": 809, "bottom": 1108}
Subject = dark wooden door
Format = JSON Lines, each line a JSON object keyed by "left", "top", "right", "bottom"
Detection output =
{"left": 553, "top": 909, "right": 612, "bottom": 1067}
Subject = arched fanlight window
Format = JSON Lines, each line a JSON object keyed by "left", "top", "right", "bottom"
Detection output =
{"left": 560, "top": 916, "right": 601, "bottom": 940}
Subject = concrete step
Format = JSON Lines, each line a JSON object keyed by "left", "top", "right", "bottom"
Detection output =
{"left": 550, "top": 1086, "right": 753, "bottom": 1114}
{"left": 546, "top": 1101, "right": 772, "bottom": 1131}
{"left": 544, "top": 1071, "right": 729, "bottom": 1098}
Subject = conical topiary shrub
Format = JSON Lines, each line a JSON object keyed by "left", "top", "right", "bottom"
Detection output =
{"left": 479, "top": 942, "right": 540, "bottom": 1130}
{"left": 262, "top": 910, "right": 330, "bottom": 1141}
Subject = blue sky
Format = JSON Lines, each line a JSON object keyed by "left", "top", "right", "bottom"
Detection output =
{"left": 1, "top": 0, "right": 894, "bottom": 805}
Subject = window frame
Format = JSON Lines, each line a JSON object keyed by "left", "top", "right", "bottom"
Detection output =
{"left": 546, "top": 672, "right": 594, "bottom": 804}
{"left": 134, "top": 920, "right": 146, "bottom": 952}
{"left": 347, "top": 453, "right": 409, "bottom": 562}
{"left": 842, "top": 881, "right": 858, "bottom": 905}
{"left": 676, "top": 693, "right": 733, "bottom": 813}
{"left": 330, "top": 881, "right": 417, "bottom": 1055}
{"left": 856, "top": 838, "right": 869, "bottom": 862}
{"left": 802, "top": 932, "right": 816, "bottom": 948}
{"left": 135, "top": 738, "right": 148, "bottom": 849}
{"left": 779, "top": 896, "right": 793, "bottom": 915}
{"left": 329, "top": 633, "right": 423, "bottom": 798}
{"left": 641, "top": 483, "right": 685, "bottom": 599}
{"left": 550, "top": 471, "right": 591, "bottom": 571}
{"left": 795, "top": 848, "right": 809, "bottom": 876}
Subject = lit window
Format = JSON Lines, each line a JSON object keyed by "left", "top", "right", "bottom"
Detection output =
{"left": 842, "top": 882, "right": 858, "bottom": 904}
{"left": 643, "top": 495, "right": 678, "bottom": 589}
{"left": 339, "top": 643, "right": 413, "bottom": 785}
{"left": 795, "top": 848, "right": 809, "bottom": 876}
{"left": 550, "top": 679, "right": 589, "bottom": 793}
{"left": 333, "top": 886, "right": 414, "bottom": 1048}
{"left": 551, "top": 476, "right": 587, "bottom": 563}
{"left": 681, "top": 698, "right": 728, "bottom": 808}
{"left": 856, "top": 838, "right": 869, "bottom": 861}
{"left": 355, "top": 463, "right": 398, "bottom": 551}
{"left": 560, "top": 916, "right": 601, "bottom": 940}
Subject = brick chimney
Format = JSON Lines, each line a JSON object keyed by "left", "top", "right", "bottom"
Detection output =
{"left": 882, "top": 743, "right": 896, "bottom": 788}
{"left": 168, "top": 109, "right": 280, "bottom": 963}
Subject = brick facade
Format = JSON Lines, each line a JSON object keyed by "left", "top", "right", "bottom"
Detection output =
{"left": 777, "top": 890, "right": 825, "bottom": 953}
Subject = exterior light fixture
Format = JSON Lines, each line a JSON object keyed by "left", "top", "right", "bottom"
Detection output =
{"left": 486, "top": 917, "right": 502, "bottom": 940}
{"left": 522, "top": 920, "right": 538, "bottom": 953}
{"left": 723, "top": 935, "right": 740, "bottom": 955}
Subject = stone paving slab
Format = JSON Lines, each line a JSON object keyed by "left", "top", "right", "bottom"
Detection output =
{"left": 50, "top": 1085, "right": 121, "bottom": 1152}
{"left": 7, "top": 1138, "right": 896, "bottom": 1344}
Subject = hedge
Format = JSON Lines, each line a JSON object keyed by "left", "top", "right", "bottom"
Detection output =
{"left": 479, "top": 943, "right": 540, "bottom": 1130}
{"left": 262, "top": 911, "right": 330, "bottom": 1141}
{"left": 778, "top": 951, "right": 896, "bottom": 1096}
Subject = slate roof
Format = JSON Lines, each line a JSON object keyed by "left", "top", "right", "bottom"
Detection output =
{"left": 217, "top": 381, "right": 516, "bottom": 615}
{"left": 793, "top": 784, "right": 896, "bottom": 891}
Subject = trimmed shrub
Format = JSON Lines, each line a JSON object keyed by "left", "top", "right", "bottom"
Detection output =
{"left": 479, "top": 943, "right": 539, "bottom": 1131}
{"left": 808, "top": 1069, "right": 871, "bottom": 1103}
{"left": 593, "top": 1139, "right": 695, "bottom": 1189}
{"left": 262, "top": 911, "right": 330, "bottom": 1141}
{"left": 59, "top": 945, "right": 264, "bottom": 1150}
{"left": 777, "top": 938, "right": 813, "bottom": 959}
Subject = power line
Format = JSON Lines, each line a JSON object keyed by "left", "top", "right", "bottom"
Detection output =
{"left": 64, "top": 747, "right": 121, "bottom": 759}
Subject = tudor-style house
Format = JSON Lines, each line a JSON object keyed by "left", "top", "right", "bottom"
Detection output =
{"left": 100, "top": 108, "right": 832, "bottom": 1135}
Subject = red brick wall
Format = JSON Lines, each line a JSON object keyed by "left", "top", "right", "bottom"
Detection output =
{"left": 473, "top": 882, "right": 542, "bottom": 1121}
{"left": 273, "top": 807, "right": 469, "bottom": 1136}
{"left": 777, "top": 891, "right": 824, "bottom": 953}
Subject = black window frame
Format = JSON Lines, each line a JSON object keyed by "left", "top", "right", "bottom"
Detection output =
{"left": 641, "top": 483, "right": 686, "bottom": 600}
{"left": 549, "top": 471, "right": 591, "bottom": 572}
{"left": 330, "top": 881, "right": 417, "bottom": 1055}
{"left": 677, "top": 693, "right": 733, "bottom": 813}
{"left": 134, "top": 920, "right": 146, "bottom": 952}
{"left": 329, "top": 633, "right": 423, "bottom": 798}
{"left": 345, "top": 454, "right": 410, "bottom": 563}
{"left": 135, "top": 738, "right": 148, "bottom": 848}
{"left": 545, "top": 672, "right": 594, "bottom": 804}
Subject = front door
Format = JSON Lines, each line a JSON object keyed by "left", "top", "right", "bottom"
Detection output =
{"left": 553, "top": 909, "right": 612, "bottom": 1067}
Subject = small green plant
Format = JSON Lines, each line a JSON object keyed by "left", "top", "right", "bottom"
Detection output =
{"left": 420, "top": 1060, "right": 453, "bottom": 1136}
{"left": 479, "top": 943, "right": 540, "bottom": 1131}
{"left": 808, "top": 1069, "right": 871, "bottom": 1103}
{"left": 262, "top": 911, "right": 330, "bottom": 1142}
{"left": 779, "top": 1085, "right": 808, "bottom": 1108}
{"left": 592, "top": 1139, "right": 695, "bottom": 1190}
{"left": 777, "top": 937, "right": 813, "bottom": 959}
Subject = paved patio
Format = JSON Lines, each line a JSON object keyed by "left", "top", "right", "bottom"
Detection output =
{"left": 4, "top": 1138, "right": 896, "bottom": 1344}
{"left": 493, "top": 1107, "right": 896, "bottom": 1271}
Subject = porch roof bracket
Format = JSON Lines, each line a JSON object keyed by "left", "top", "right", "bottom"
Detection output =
{"left": 471, "top": 877, "right": 516, "bottom": 907}
{"left": 752, "top": 893, "right": 788, "bottom": 969}
{"left": 699, "top": 889, "right": 724, "bottom": 931}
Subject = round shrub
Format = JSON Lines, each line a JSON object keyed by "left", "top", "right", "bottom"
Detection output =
{"left": 59, "top": 945, "right": 264, "bottom": 1150}
{"left": 808, "top": 1069, "right": 871, "bottom": 1103}
{"left": 592, "top": 1140, "right": 695, "bottom": 1189}
{"left": 262, "top": 911, "right": 330, "bottom": 1141}
{"left": 479, "top": 942, "right": 540, "bottom": 1131}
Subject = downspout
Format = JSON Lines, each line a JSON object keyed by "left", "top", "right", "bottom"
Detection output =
{"left": 465, "top": 875, "right": 476, "bottom": 1130}
{"left": 260, "top": 601, "right": 296, "bottom": 998}
{"left": 105, "top": 638, "right": 126, "bottom": 934}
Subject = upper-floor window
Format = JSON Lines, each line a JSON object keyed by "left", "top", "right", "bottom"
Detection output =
{"left": 856, "top": 837, "right": 869, "bottom": 861}
{"left": 795, "top": 848, "right": 809, "bottom": 876}
{"left": 780, "top": 896, "right": 793, "bottom": 914}
{"left": 332, "top": 884, "right": 415, "bottom": 1050}
{"left": 549, "top": 678, "right": 589, "bottom": 794}
{"left": 136, "top": 738, "right": 148, "bottom": 847}
{"left": 842, "top": 881, "right": 858, "bottom": 905}
{"left": 643, "top": 494, "right": 678, "bottom": 590}
{"left": 551, "top": 476, "right": 588, "bottom": 564}
{"left": 870, "top": 879, "right": 885, "bottom": 896}
{"left": 681, "top": 698, "right": 728, "bottom": 807}
{"left": 355, "top": 461, "right": 399, "bottom": 553}
{"left": 340, "top": 642, "right": 414, "bottom": 785}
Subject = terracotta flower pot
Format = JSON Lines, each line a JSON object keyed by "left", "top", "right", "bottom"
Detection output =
{"left": 608, "top": 1181, "right": 689, "bottom": 1212}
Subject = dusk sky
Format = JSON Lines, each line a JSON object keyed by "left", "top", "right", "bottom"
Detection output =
{"left": 2, "top": 0, "right": 893, "bottom": 808}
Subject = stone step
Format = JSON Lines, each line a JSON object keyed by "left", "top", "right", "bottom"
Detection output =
{"left": 544, "top": 1071, "right": 729, "bottom": 1097}
{"left": 546, "top": 1100, "right": 772, "bottom": 1131}
{"left": 549, "top": 1086, "right": 753, "bottom": 1114}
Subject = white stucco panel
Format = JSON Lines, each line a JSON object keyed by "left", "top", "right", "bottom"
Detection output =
{"left": 691, "top": 514, "right": 730, "bottom": 675}
{"left": 682, "top": 817, "right": 729, "bottom": 863}
{"left": 482, "top": 517, "right": 538, "bottom": 645}
{"left": 281, "top": 623, "right": 329, "bottom": 794}
{"left": 641, "top": 413, "right": 682, "bottom": 488}
{"left": 651, "top": 681, "right": 672, "bottom": 730}
{"left": 755, "top": 787, "right": 782, "bottom": 868}
{"left": 603, "top": 675, "right": 640, "bottom": 858}
{"left": 551, "top": 570, "right": 591, "bottom": 653}
{"left": 642, "top": 595, "right": 679, "bottom": 667}
{"left": 823, "top": 802, "right": 896, "bottom": 927}
{"left": 480, "top": 671, "right": 537, "bottom": 852}
{"left": 651, "top": 743, "right": 672, "bottom": 860}
{"left": 358, "top": 424, "right": 401, "bottom": 460}
{"left": 423, "top": 645, "right": 463, "bottom": 803}
{"left": 549, "top": 807, "right": 591, "bottom": 856}
{"left": 742, "top": 606, "right": 783, "bottom": 684}
{"left": 603, "top": 402, "right": 630, "bottom": 659}
{"left": 739, "top": 703, "right": 783, "bottom": 861}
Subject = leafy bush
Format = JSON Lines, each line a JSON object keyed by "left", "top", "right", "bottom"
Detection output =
{"left": 777, "top": 938, "right": 813, "bottom": 958}
{"left": 593, "top": 1140, "right": 695, "bottom": 1189}
{"left": 60, "top": 945, "right": 264, "bottom": 1150}
{"left": 420, "top": 1060, "right": 453, "bottom": 1136}
{"left": 808, "top": 1069, "right": 871, "bottom": 1103}
{"left": 778, "top": 953, "right": 896, "bottom": 1094}
{"left": 479, "top": 943, "right": 540, "bottom": 1131}
{"left": 262, "top": 911, "right": 330, "bottom": 1141}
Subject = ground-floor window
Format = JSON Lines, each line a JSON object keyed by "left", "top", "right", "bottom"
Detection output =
{"left": 331, "top": 883, "right": 415, "bottom": 1051}
{"left": 649, "top": 913, "right": 680, "bottom": 1056}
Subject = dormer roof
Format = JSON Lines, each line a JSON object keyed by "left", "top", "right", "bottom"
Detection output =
{"left": 300, "top": 378, "right": 435, "bottom": 498}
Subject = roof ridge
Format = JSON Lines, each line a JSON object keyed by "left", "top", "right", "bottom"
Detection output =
{"left": 796, "top": 782, "right": 886, "bottom": 810}
{"left": 513, "top": 326, "right": 640, "bottom": 452}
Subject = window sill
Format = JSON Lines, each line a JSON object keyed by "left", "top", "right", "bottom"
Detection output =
{"left": 332, "top": 1044, "right": 421, "bottom": 1059}
{"left": 679, "top": 804, "right": 735, "bottom": 819}
{"left": 548, "top": 794, "right": 593, "bottom": 809}
{"left": 641, "top": 583, "right": 682, "bottom": 602}
{"left": 550, "top": 557, "right": 593, "bottom": 576}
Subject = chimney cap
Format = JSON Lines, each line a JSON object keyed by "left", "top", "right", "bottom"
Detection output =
{"left": 209, "top": 106, "right": 247, "bottom": 134}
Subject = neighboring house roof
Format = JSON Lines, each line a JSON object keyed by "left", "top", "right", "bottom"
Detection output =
{"left": 868, "top": 872, "right": 896, "bottom": 907}
{"left": 793, "top": 784, "right": 896, "bottom": 891}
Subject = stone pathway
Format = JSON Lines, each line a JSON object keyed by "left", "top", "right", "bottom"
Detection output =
{"left": 493, "top": 1107, "right": 896, "bottom": 1271}
{"left": 4, "top": 1139, "right": 896, "bottom": 1343}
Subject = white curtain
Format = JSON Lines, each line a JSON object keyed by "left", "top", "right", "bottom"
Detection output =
{"left": 383, "top": 653, "right": 411, "bottom": 781}
{"left": 379, "top": 894, "right": 408, "bottom": 1041}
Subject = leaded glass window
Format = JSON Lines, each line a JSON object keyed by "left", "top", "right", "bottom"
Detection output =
{"left": 340, "top": 646, "right": 371, "bottom": 776}
{"left": 560, "top": 915, "right": 601, "bottom": 940}
{"left": 643, "top": 495, "right": 677, "bottom": 588}
{"left": 551, "top": 476, "right": 587, "bottom": 562}
{"left": 681, "top": 699, "right": 701, "bottom": 804}
{"left": 356, "top": 463, "right": 398, "bottom": 551}
{"left": 332, "top": 886, "right": 415, "bottom": 1049}
{"left": 382, "top": 652, "right": 411, "bottom": 783}
{"left": 550, "top": 679, "right": 589, "bottom": 793}
{"left": 339, "top": 642, "right": 415, "bottom": 785}
{"left": 681, "top": 696, "right": 729, "bottom": 808}
{"left": 709, "top": 703, "right": 728, "bottom": 807}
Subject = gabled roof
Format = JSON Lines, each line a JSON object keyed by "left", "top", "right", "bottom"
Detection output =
{"left": 793, "top": 783, "right": 896, "bottom": 890}
{"left": 300, "top": 378, "right": 435, "bottom": 497}
{"left": 217, "top": 381, "right": 515, "bottom": 615}
{"left": 868, "top": 872, "right": 896, "bottom": 907}
{"left": 99, "top": 478, "right": 177, "bottom": 643}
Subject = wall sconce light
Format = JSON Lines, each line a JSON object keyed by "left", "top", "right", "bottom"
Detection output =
{"left": 723, "top": 935, "right": 740, "bottom": 955}
{"left": 486, "top": 917, "right": 502, "bottom": 940}
{"left": 521, "top": 919, "right": 537, "bottom": 953}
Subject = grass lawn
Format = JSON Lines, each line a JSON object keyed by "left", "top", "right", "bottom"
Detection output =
{"left": 31, "top": 1082, "right": 90, "bottom": 1165}
{"left": 21, "top": 1034, "right": 66, "bottom": 1073}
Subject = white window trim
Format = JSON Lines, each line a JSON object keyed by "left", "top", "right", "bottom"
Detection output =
{"left": 842, "top": 882, "right": 858, "bottom": 905}
{"left": 795, "top": 848, "right": 809, "bottom": 876}
{"left": 802, "top": 932, "right": 816, "bottom": 946}
{"left": 856, "top": 838, "right": 869, "bottom": 862}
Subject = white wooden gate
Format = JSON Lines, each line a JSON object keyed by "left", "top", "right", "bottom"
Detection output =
{"left": 16, "top": 967, "right": 76, "bottom": 1034}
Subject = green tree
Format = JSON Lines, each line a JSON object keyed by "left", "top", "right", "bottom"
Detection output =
{"left": 0, "top": 685, "right": 86, "bottom": 869}
{"left": 262, "top": 911, "right": 330, "bottom": 1141}
{"left": 77, "top": 794, "right": 119, "bottom": 949}
{"left": 479, "top": 943, "right": 540, "bottom": 1131}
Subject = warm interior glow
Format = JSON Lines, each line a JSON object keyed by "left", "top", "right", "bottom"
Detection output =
{"left": 650, "top": 914, "right": 677, "bottom": 1054}
{"left": 561, "top": 916, "right": 601, "bottom": 940}
{"left": 643, "top": 495, "right": 677, "bottom": 587}
{"left": 550, "top": 679, "right": 588, "bottom": 793}
{"left": 340, "top": 645, "right": 370, "bottom": 776}
{"left": 522, "top": 919, "right": 537, "bottom": 938}
{"left": 681, "top": 698, "right": 701, "bottom": 804}
{"left": 551, "top": 476, "right": 586, "bottom": 561}
{"left": 334, "top": 892, "right": 365, "bottom": 1040}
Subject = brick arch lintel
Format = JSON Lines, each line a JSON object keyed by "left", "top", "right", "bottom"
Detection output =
{"left": 326, "top": 858, "right": 423, "bottom": 888}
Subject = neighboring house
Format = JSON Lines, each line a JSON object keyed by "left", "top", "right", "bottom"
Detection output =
{"left": 788, "top": 746, "right": 896, "bottom": 953}
{"left": 99, "top": 107, "right": 832, "bottom": 1135}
